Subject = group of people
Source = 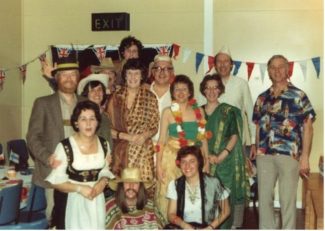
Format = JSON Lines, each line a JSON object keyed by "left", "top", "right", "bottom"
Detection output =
{"left": 26, "top": 35, "right": 316, "bottom": 230}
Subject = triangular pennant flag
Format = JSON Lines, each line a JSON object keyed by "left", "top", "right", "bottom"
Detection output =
{"left": 246, "top": 62, "right": 255, "bottom": 80}
{"left": 19, "top": 64, "right": 27, "bottom": 84}
{"left": 232, "top": 60, "right": 242, "bottom": 76}
{"left": 156, "top": 45, "right": 171, "bottom": 56}
{"left": 9, "top": 150, "right": 19, "bottom": 164}
{"left": 0, "top": 70, "right": 6, "bottom": 90}
{"left": 297, "top": 60, "right": 307, "bottom": 81}
{"left": 288, "top": 61, "right": 294, "bottom": 78}
{"left": 57, "top": 47, "right": 71, "bottom": 58}
{"left": 311, "top": 57, "right": 320, "bottom": 78}
{"left": 259, "top": 63, "right": 267, "bottom": 83}
{"left": 38, "top": 53, "right": 46, "bottom": 62}
{"left": 172, "top": 43, "right": 181, "bottom": 60}
{"left": 182, "top": 48, "right": 192, "bottom": 63}
{"left": 195, "top": 52, "right": 204, "bottom": 73}
{"left": 206, "top": 56, "right": 215, "bottom": 74}
{"left": 93, "top": 46, "right": 107, "bottom": 61}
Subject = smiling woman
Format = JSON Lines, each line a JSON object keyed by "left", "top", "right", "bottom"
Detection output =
{"left": 106, "top": 58, "right": 159, "bottom": 194}
{"left": 45, "top": 100, "right": 115, "bottom": 229}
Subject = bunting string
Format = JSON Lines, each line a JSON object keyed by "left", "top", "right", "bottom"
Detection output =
{"left": 0, "top": 44, "right": 321, "bottom": 91}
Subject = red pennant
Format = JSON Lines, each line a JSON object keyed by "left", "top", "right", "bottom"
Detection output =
{"left": 38, "top": 53, "right": 46, "bottom": 62}
{"left": 19, "top": 65, "right": 27, "bottom": 84}
{"left": 288, "top": 61, "right": 294, "bottom": 77}
{"left": 0, "top": 70, "right": 6, "bottom": 90}
{"left": 206, "top": 56, "right": 215, "bottom": 74}
{"left": 172, "top": 44, "right": 180, "bottom": 60}
{"left": 246, "top": 62, "right": 255, "bottom": 80}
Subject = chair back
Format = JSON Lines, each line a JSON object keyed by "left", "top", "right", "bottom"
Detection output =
{"left": 23, "top": 184, "right": 47, "bottom": 221}
{"left": 7, "top": 139, "right": 29, "bottom": 171}
{"left": 0, "top": 181, "right": 22, "bottom": 225}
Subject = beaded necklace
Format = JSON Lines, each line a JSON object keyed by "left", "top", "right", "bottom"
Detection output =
{"left": 170, "top": 98, "right": 210, "bottom": 147}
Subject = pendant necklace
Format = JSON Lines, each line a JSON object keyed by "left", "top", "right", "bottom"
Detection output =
{"left": 186, "top": 182, "right": 199, "bottom": 204}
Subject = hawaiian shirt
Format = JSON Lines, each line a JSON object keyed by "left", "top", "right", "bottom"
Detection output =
{"left": 253, "top": 83, "right": 316, "bottom": 159}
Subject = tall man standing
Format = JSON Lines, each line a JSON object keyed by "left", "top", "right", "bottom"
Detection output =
{"left": 214, "top": 46, "right": 256, "bottom": 228}
{"left": 252, "top": 55, "right": 315, "bottom": 229}
{"left": 27, "top": 55, "right": 84, "bottom": 229}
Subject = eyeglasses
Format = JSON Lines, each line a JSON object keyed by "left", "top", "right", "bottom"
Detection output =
{"left": 152, "top": 66, "right": 173, "bottom": 73}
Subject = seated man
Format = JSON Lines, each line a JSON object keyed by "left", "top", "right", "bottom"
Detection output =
{"left": 105, "top": 167, "right": 166, "bottom": 229}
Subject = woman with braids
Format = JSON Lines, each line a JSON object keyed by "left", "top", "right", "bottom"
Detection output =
{"left": 106, "top": 58, "right": 159, "bottom": 189}
{"left": 165, "top": 145, "right": 230, "bottom": 229}
{"left": 200, "top": 73, "right": 250, "bottom": 229}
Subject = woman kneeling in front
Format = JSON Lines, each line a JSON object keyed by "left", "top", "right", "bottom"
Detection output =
{"left": 165, "top": 145, "right": 230, "bottom": 229}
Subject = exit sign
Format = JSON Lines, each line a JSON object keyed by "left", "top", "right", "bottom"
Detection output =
{"left": 92, "top": 13, "right": 130, "bottom": 31}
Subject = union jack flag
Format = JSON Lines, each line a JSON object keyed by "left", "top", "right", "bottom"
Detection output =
{"left": 19, "top": 64, "right": 27, "bottom": 84}
{"left": 9, "top": 150, "right": 19, "bottom": 164}
{"left": 38, "top": 53, "right": 46, "bottom": 62}
{"left": 156, "top": 45, "right": 171, "bottom": 56}
{"left": 57, "top": 47, "right": 71, "bottom": 58}
{"left": 93, "top": 46, "right": 106, "bottom": 61}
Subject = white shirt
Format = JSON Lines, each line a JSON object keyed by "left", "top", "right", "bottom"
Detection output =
{"left": 218, "top": 75, "right": 256, "bottom": 145}
{"left": 150, "top": 82, "right": 172, "bottom": 142}
{"left": 167, "top": 180, "right": 202, "bottom": 224}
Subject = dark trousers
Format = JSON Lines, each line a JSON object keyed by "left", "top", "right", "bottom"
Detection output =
{"left": 52, "top": 189, "right": 67, "bottom": 229}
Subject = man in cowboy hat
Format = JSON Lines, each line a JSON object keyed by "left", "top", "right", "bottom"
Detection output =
{"left": 90, "top": 57, "right": 120, "bottom": 95}
{"left": 105, "top": 167, "right": 166, "bottom": 229}
{"left": 27, "top": 53, "right": 85, "bottom": 229}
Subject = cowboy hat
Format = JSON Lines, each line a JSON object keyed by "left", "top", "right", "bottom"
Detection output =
{"left": 108, "top": 167, "right": 153, "bottom": 191}
{"left": 77, "top": 73, "right": 108, "bottom": 95}
{"left": 90, "top": 57, "right": 117, "bottom": 73}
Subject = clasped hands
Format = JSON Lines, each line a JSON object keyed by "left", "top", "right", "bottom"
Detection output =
{"left": 77, "top": 180, "right": 106, "bottom": 201}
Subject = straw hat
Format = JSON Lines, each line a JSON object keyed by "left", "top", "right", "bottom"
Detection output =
{"left": 90, "top": 57, "right": 117, "bottom": 73}
{"left": 108, "top": 167, "right": 153, "bottom": 191}
{"left": 77, "top": 73, "right": 108, "bottom": 95}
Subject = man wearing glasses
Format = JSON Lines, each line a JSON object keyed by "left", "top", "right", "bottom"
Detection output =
{"left": 149, "top": 54, "right": 174, "bottom": 144}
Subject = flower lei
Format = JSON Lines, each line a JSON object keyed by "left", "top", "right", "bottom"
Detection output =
{"left": 171, "top": 98, "right": 212, "bottom": 148}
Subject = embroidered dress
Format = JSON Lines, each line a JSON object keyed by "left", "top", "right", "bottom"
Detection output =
{"left": 108, "top": 86, "right": 159, "bottom": 182}
{"left": 204, "top": 103, "right": 249, "bottom": 229}
{"left": 252, "top": 83, "right": 316, "bottom": 159}
{"left": 105, "top": 197, "right": 166, "bottom": 229}
{"left": 46, "top": 136, "right": 114, "bottom": 229}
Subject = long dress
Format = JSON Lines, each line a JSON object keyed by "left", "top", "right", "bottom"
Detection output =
{"left": 204, "top": 103, "right": 249, "bottom": 229}
{"left": 155, "top": 121, "right": 199, "bottom": 220}
{"left": 108, "top": 85, "right": 159, "bottom": 183}
{"left": 46, "top": 136, "right": 114, "bottom": 230}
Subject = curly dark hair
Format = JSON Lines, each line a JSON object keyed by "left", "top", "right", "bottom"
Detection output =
{"left": 118, "top": 35, "right": 144, "bottom": 59}
{"left": 199, "top": 73, "right": 225, "bottom": 97}
{"left": 121, "top": 58, "right": 147, "bottom": 85}
{"left": 70, "top": 100, "right": 101, "bottom": 132}
{"left": 170, "top": 74, "right": 194, "bottom": 100}
{"left": 176, "top": 145, "right": 204, "bottom": 173}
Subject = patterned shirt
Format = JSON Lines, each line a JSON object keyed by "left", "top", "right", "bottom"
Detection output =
{"left": 253, "top": 83, "right": 316, "bottom": 159}
{"left": 105, "top": 197, "right": 166, "bottom": 229}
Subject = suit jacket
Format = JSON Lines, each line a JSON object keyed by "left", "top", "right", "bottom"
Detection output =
{"left": 26, "top": 92, "right": 84, "bottom": 188}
